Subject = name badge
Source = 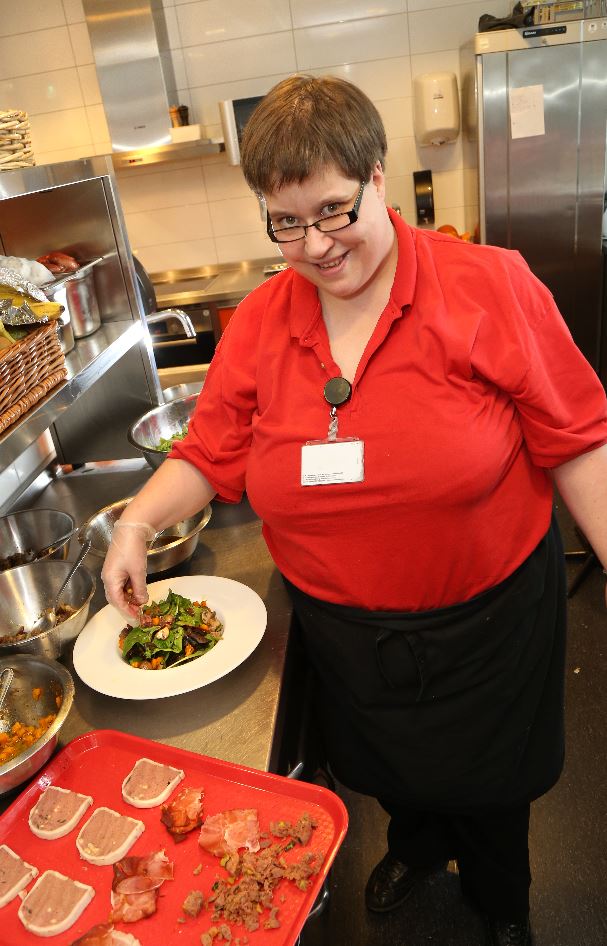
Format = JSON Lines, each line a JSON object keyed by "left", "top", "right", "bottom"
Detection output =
{"left": 301, "top": 438, "right": 364, "bottom": 486}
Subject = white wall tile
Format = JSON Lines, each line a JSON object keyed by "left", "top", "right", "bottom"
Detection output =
{"left": 294, "top": 14, "right": 409, "bottom": 70}
{"left": 408, "top": 0, "right": 505, "bottom": 55}
{"left": 77, "top": 64, "right": 101, "bottom": 105}
{"left": 0, "top": 28, "right": 74, "bottom": 81}
{"left": 118, "top": 166, "right": 206, "bottom": 213}
{"left": 125, "top": 203, "right": 213, "bottom": 248}
{"left": 309, "top": 58, "right": 412, "bottom": 100}
{"left": 408, "top": 0, "right": 508, "bottom": 12}
{"left": 204, "top": 163, "right": 251, "bottom": 201}
{"left": 29, "top": 107, "right": 92, "bottom": 152}
{"left": 35, "top": 143, "right": 96, "bottom": 165}
{"left": 432, "top": 168, "right": 465, "bottom": 207}
{"left": 0, "top": 0, "right": 66, "bottom": 38}
{"left": 209, "top": 195, "right": 264, "bottom": 237}
{"left": 163, "top": 6, "right": 182, "bottom": 49}
{"left": 177, "top": 0, "right": 292, "bottom": 48}
{"left": 291, "top": 0, "right": 405, "bottom": 29}
{"left": 134, "top": 239, "right": 218, "bottom": 272}
{"left": 0, "top": 69, "right": 83, "bottom": 116}
{"left": 62, "top": 0, "right": 85, "bottom": 24}
{"left": 410, "top": 49, "right": 461, "bottom": 80}
{"left": 384, "top": 136, "right": 417, "bottom": 178}
{"left": 215, "top": 231, "right": 281, "bottom": 264}
{"left": 184, "top": 32, "right": 296, "bottom": 87}
{"left": 68, "top": 21, "right": 94, "bottom": 66}
{"left": 188, "top": 72, "right": 291, "bottom": 129}
{"left": 376, "top": 97, "right": 414, "bottom": 140}
{"left": 384, "top": 176, "right": 417, "bottom": 217}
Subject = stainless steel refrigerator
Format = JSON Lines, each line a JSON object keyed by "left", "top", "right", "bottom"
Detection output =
{"left": 470, "top": 19, "right": 607, "bottom": 382}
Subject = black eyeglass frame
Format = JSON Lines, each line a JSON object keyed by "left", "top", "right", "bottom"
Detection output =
{"left": 266, "top": 181, "right": 366, "bottom": 244}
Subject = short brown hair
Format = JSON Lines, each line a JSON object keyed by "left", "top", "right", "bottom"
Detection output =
{"left": 240, "top": 74, "right": 387, "bottom": 194}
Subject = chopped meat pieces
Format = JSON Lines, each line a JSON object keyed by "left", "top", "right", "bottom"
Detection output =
{"left": 269, "top": 812, "right": 316, "bottom": 845}
{"left": 182, "top": 889, "right": 205, "bottom": 917}
{"left": 264, "top": 906, "right": 281, "bottom": 929}
{"left": 161, "top": 786, "right": 204, "bottom": 841}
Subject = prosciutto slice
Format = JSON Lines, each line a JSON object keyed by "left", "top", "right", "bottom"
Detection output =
{"left": 160, "top": 786, "right": 204, "bottom": 842}
{"left": 110, "top": 850, "right": 173, "bottom": 924}
{"left": 70, "top": 924, "right": 141, "bottom": 946}
{"left": 198, "top": 809, "right": 260, "bottom": 857}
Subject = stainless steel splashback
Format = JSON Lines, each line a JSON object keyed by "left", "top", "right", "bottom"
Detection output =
{"left": 83, "top": 0, "right": 176, "bottom": 153}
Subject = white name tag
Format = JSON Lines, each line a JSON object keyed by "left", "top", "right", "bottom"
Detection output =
{"left": 301, "top": 438, "right": 364, "bottom": 486}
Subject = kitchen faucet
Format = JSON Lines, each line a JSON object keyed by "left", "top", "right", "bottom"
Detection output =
{"left": 145, "top": 308, "right": 196, "bottom": 338}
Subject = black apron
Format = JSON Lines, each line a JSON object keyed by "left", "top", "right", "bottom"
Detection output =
{"left": 285, "top": 514, "right": 566, "bottom": 812}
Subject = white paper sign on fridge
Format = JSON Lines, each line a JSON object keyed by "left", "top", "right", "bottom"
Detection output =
{"left": 509, "top": 85, "right": 545, "bottom": 139}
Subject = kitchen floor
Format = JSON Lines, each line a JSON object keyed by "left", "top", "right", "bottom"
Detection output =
{"left": 301, "top": 501, "right": 607, "bottom": 946}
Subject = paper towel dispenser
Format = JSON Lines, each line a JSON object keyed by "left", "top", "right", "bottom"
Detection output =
{"left": 413, "top": 72, "right": 460, "bottom": 147}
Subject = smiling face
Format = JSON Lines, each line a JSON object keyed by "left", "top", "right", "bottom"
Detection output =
{"left": 264, "top": 162, "right": 395, "bottom": 303}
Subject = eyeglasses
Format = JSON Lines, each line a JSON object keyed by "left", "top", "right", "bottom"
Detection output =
{"left": 266, "top": 182, "right": 366, "bottom": 244}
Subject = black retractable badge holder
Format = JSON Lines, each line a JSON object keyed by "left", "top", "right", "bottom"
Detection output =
{"left": 324, "top": 377, "right": 351, "bottom": 440}
{"left": 300, "top": 376, "right": 364, "bottom": 486}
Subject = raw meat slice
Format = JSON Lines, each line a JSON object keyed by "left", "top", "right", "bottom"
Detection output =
{"left": 121, "top": 757, "right": 184, "bottom": 809}
{"left": 76, "top": 807, "right": 144, "bottom": 866}
{"left": 198, "top": 809, "right": 260, "bottom": 857}
{"left": 160, "top": 786, "right": 204, "bottom": 841}
{"left": 70, "top": 923, "right": 141, "bottom": 946}
{"left": 110, "top": 850, "right": 173, "bottom": 924}
{"left": 29, "top": 785, "right": 93, "bottom": 840}
{"left": 0, "top": 844, "right": 38, "bottom": 908}
{"left": 18, "top": 869, "right": 94, "bottom": 937}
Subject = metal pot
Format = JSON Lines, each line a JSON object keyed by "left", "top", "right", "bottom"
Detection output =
{"left": 45, "top": 258, "right": 103, "bottom": 339}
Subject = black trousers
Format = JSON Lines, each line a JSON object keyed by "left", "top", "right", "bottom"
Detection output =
{"left": 380, "top": 798, "right": 531, "bottom": 920}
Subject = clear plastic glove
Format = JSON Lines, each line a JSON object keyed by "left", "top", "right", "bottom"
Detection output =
{"left": 101, "top": 520, "right": 156, "bottom": 623}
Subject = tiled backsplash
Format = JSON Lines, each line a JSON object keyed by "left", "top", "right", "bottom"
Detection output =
{"left": 0, "top": 0, "right": 509, "bottom": 272}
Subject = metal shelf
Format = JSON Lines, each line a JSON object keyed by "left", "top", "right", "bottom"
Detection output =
{"left": 0, "top": 320, "right": 144, "bottom": 469}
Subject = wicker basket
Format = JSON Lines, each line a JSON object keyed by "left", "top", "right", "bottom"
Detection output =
{"left": 0, "top": 323, "right": 67, "bottom": 434}
{"left": 0, "top": 110, "right": 35, "bottom": 171}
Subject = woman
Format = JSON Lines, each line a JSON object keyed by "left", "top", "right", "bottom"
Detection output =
{"left": 102, "top": 75, "right": 607, "bottom": 946}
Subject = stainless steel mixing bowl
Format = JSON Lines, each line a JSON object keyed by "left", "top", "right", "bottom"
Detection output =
{"left": 162, "top": 379, "right": 204, "bottom": 403}
{"left": 0, "top": 508, "right": 75, "bottom": 571}
{"left": 78, "top": 497, "right": 212, "bottom": 574}
{"left": 127, "top": 394, "right": 198, "bottom": 470}
{"left": 0, "top": 654, "right": 74, "bottom": 795}
{"left": 0, "top": 560, "right": 96, "bottom": 659}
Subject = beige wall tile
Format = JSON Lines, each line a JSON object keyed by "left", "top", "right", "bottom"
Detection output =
{"left": 408, "top": 0, "right": 505, "bottom": 55}
{"left": 0, "top": 69, "right": 83, "bottom": 116}
{"left": 294, "top": 14, "right": 409, "bottom": 71}
{"left": 215, "top": 231, "right": 281, "bottom": 264}
{"left": 188, "top": 72, "right": 291, "bottom": 128}
{"left": 308, "top": 58, "right": 412, "bottom": 100}
{"left": 68, "top": 21, "right": 94, "bottom": 66}
{"left": 376, "top": 97, "right": 414, "bottom": 140}
{"left": 204, "top": 163, "right": 251, "bottom": 201}
{"left": 62, "top": 0, "right": 85, "bottom": 24}
{"left": 36, "top": 144, "right": 96, "bottom": 165}
{"left": 177, "top": 0, "right": 292, "bottom": 48}
{"left": 85, "top": 103, "right": 109, "bottom": 143}
{"left": 0, "top": 28, "right": 74, "bottom": 81}
{"left": 125, "top": 203, "right": 213, "bottom": 248}
{"left": 118, "top": 165, "right": 207, "bottom": 213}
{"left": 134, "top": 239, "right": 218, "bottom": 272}
{"left": 0, "top": 0, "right": 65, "bottom": 38}
{"left": 29, "top": 106, "right": 92, "bottom": 152}
{"left": 432, "top": 168, "right": 466, "bottom": 208}
{"left": 291, "top": 0, "right": 405, "bottom": 29}
{"left": 209, "top": 195, "right": 265, "bottom": 237}
{"left": 77, "top": 64, "right": 102, "bottom": 106}
{"left": 184, "top": 33, "right": 296, "bottom": 87}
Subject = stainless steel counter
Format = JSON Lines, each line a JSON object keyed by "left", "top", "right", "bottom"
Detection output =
{"left": 2, "top": 461, "right": 296, "bottom": 809}
{"left": 152, "top": 259, "right": 287, "bottom": 308}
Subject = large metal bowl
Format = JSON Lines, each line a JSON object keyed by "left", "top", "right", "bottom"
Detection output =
{"left": 0, "top": 654, "right": 74, "bottom": 795}
{"left": 0, "top": 560, "right": 96, "bottom": 659}
{"left": 127, "top": 394, "right": 198, "bottom": 470}
{"left": 162, "top": 379, "right": 204, "bottom": 403}
{"left": 0, "top": 508, "right": 75, "bottom": 572}
{"left": 78, "top": 497, "right": 212, "bottom": 574}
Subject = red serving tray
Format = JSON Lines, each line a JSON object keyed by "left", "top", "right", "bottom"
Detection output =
{"left": 0, "top": 730, "right": 348, "bottom": 946}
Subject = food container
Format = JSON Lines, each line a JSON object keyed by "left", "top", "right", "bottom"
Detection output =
{"left": 44, "top": 258, "right": 103, "bottom": 339}
{"left": 0, "top": 559, "right": 95, "bottom": 659}
{"left": 56, "top": 308, "right": 75, "bottom": 354}
{"left": 0, "top": 508, "right": 75, "bottom": 572}
{"left": 127, "top": 393, "right": 198, "bottom": 470}
{"left": 0, "top": 654, "right": 74, "bottom": 795}
{"left": 78, "top": 497, "right": 212, "bottom": 575}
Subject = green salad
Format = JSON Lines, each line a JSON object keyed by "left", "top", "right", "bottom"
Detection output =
{"left": 156, "top": 424, "right": 189, "bottom": 452}
{"left": 119, "top": 589, "right": 223, "bottom": 670}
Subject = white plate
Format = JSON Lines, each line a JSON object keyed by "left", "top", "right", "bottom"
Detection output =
{"left": 73, "top": 576, "right": 267, "bottom": 700}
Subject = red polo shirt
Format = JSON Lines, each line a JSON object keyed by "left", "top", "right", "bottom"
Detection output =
{"left": 172, "top": 211, "right": 607, "bottom": 610}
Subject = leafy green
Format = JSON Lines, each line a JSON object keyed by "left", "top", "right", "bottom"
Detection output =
{"left": 156, "top": 425, "right": 189, "bottom": 452}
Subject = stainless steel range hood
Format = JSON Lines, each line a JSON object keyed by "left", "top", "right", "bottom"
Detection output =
{"left": 83, "top": 0, "right": 221, "bottom": 168}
